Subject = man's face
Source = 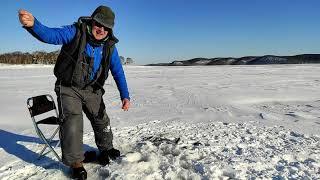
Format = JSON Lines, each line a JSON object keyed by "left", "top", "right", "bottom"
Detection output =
{"left": 92, "top": 21, "right": 109, "bottom": 40}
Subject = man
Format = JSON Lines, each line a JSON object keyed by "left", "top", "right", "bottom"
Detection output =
{"left": 18, "top": 5, "right": 130, "bottom": 179}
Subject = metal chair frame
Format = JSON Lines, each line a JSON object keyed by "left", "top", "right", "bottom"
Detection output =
{"left": 27, "top": 94, "right": 62, "bottom": 162}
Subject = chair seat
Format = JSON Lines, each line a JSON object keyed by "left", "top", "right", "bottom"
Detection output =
{"left": 37, "top": 116, "right": 60, "bottom": 125}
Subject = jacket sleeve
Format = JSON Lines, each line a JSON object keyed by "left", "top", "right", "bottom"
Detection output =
{"left": 24, "top": 18, "right": 76, "bottom": 45}
{"left": 110, "top": 47, "right": 130, "bottom": 100}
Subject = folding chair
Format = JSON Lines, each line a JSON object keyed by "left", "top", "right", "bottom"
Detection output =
{"left": 27, "top": 94, "right": 62, "bottom": 162}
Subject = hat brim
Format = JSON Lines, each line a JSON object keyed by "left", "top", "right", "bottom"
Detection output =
{"left": 93, "top": 14, "right": 114, "bottom": 29}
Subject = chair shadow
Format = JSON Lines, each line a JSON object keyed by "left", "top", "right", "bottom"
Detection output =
{"left": 0, "top": 129, "right": 95, "bottom": 175}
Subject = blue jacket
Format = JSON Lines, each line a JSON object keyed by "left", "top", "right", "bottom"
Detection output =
{"left": 28, "top": 18, "right": 130, "bottom": 100}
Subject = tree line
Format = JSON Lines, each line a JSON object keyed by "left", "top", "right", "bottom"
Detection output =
{"left": 0, "top": 51, "right": 134, "bottom": 65}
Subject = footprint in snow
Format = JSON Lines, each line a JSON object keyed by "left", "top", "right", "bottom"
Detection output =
{"left": 285, "top": 112, "right": 300, "bottom": 121}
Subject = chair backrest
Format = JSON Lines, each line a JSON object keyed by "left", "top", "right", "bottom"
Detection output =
{"left": 27, "top": 94, "right": 56, "bottom": 117}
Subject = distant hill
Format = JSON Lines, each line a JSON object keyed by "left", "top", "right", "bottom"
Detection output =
{"left": 147, "top": 54, "right": 320, "bottom": 66}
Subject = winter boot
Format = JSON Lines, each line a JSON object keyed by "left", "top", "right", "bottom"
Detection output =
{"left": 98, "top": 148, "right": 120, "bottom": 165}
{"left": 71, "top": 162, "right": 87, "bottom": 180}
{"left": 106, "top": 148, "right": 121, "bottom": 160}
{"left": 83, "top": 151, "right": 97, "bottom": 163}
{"left": 98, "top": 150, "right": 110, "bottom": 166}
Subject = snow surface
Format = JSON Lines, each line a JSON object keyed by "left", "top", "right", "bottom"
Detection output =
{"left": 0, "top": 64, "right": 319, "bottom": 179}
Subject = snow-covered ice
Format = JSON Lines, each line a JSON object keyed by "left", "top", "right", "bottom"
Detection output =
{"left": 0, "top": 64, "right": 319, "bottom": 179}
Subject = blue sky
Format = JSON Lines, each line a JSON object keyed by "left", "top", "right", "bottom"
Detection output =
{"left": 2, "top": 0, "right": 320, "bottom": 64}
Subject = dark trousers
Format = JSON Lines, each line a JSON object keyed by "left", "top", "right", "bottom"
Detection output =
{"left": 55, "top": 84, "right": 113, "bottom": 166}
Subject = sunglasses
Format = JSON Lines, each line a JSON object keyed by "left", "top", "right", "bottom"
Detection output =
{"left": 93, "top": 21, "right": 110, "bottom": 31}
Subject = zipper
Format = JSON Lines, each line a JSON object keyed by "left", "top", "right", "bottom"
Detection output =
{"left": 91, "top": 46, "right": 95, "bottom": 79}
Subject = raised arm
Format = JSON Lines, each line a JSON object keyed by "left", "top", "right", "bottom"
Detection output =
{"left": 18, "top": 9, "right": 76, "bottom": 45}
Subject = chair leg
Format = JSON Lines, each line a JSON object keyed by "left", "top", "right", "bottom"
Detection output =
{"left": 41, "top": 138, "right": 61, "bottom": 158}
{"left": 38, "top": 127, "right": 60, "bottom": 157}
{"left": 36, "top": 126, "right": 62, "bottom": 162}
{"left": 55, "top": 139, "right": 61, "bottom": 149}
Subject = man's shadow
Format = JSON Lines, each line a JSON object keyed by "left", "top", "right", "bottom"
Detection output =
{"left": 0, "top": 129, "right": 95, "bottom": 173}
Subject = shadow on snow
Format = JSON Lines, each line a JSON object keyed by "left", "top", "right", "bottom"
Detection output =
{"left": 0, "top": 129, "right": 95, "bottom": 175}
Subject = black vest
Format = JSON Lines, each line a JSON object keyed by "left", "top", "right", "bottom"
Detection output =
{"left": 54, "top": 17, "right": 118, "bottom": 90}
